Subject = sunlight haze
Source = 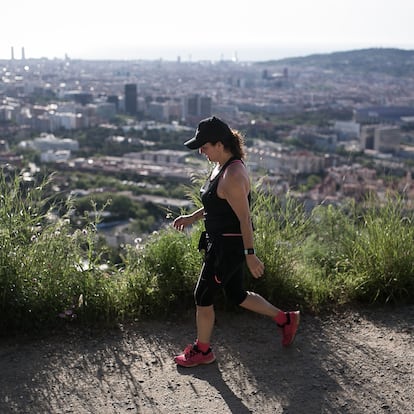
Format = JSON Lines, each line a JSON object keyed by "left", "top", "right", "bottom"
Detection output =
{"left": 2, "top": 0, "right": 414, "bottom": 61}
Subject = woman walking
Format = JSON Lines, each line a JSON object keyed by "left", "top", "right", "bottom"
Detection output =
{"left": 172, "top": 116, "right": 299, "bottom": 367}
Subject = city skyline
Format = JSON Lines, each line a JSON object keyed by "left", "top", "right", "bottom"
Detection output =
{"left": 2, "top": 0, "right": 414, "bottom": 62}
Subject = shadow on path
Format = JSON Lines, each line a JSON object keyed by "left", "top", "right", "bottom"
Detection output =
{"left": 0, "top": 305, "right": 412, "bottom": 413}
{"left": 177, "top": 363, "right": 253, "bottom": 414}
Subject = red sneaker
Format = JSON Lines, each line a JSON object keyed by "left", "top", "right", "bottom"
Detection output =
{"left": 278, "top": 311, "right": 300, "bottom": 347}
{"left": 174, "top": 344, "right": 216, "bottom": 367}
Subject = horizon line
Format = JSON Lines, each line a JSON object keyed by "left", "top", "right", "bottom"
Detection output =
{"left": 2, "top": 45, "right": 414, "bottom": 64}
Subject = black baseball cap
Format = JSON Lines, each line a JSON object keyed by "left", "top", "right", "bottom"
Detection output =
{"left": 184, "top": 116, "right": 233, "bottom": 149}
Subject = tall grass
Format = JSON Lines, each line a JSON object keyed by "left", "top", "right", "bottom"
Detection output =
{"left": 0, "top": 172, "right": 120, "bottom": 333}
{"left": 341, "top": 195, "right": 414, "bottom": 303}
{"left": 1, "top": 171, "right": 413, "bottom": 334}
{"left": 250, "top": 189, "right": 310, "bottom": 308}
{"left": 295, "top": 201, "right": 358, "bottom": 309}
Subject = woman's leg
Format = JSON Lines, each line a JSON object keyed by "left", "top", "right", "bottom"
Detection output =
{"left": 196, "top": 304, "right": 215, "bottom": 344}
{"left": 239, "top": 291, "right": 283, "bottom": 318}
{"left": 239, "top": 291, "right": 300, "bottom": 346}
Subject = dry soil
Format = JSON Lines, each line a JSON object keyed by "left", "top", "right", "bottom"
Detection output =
{"left": 0, "top": 305, "right": 413, "bottom": 413}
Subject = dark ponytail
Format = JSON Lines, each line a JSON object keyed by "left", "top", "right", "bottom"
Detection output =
{"left": 223, "top": 129, "right": 246, "bottom": 159}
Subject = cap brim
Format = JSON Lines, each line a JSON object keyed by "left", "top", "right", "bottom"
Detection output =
{"left": 184, "top": 137, "right": 201, "bottom": 149}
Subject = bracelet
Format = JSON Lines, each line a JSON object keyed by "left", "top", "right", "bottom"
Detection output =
{"left": 244, "top": 248, "right": 255, "bottom": 255}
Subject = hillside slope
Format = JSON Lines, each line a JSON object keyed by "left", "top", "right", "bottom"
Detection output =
{"left": 259, "top": 48, "right": 414, "bottom": 77}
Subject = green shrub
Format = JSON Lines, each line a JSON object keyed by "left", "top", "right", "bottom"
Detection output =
{"left": 121, "top": 227, "right": 202, "bottom": 318}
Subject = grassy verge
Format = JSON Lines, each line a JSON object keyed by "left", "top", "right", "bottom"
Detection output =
{"left": 0, "top": 172, "right": 413, "bottom": 334}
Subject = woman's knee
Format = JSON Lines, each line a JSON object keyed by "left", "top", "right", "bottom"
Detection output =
{"left": 194, "top": 285, "right": 214, "bottom": 307}
{"left": 196, "top": 304, "right": 214, "bottom": 316}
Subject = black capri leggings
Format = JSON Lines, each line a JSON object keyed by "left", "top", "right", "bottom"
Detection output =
{"left": 194, "top": 233, "right": 248, "bottom": 307}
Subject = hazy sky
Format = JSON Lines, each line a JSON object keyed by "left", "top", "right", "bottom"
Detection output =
{"left": 2, "top": 0, "right": 414, "bottom": 61}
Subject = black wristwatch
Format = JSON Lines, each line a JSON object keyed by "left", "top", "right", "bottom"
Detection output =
{"left": 244, "top": 248, "right": 255, "bottom": 255}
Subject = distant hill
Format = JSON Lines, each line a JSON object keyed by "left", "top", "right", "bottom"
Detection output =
{"left": 259, "top": 48, "right": 414, "bottom": 77}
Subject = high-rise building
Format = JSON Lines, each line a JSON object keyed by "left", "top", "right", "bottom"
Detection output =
{"left": 107, "top": 95, "right": 119, "bottom": 112}
{"left": 374, "top": 126, "right": 401, "bottom": 153}
{"left": 183, "top": 94, "right": 212, "bottom": 123}
{"left": 361, "top": 125, "right": 401, "bottom": 153}
{"left": 124, "top": 84, "right": 137, "bottom": 116}
{"left": 185, "top": 95, "right": 199, "bottom": 118}
{"left": 199, "top": 96, "right": 212, "bottom": 119}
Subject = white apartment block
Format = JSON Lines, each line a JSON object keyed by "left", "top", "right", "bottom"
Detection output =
{"left": 247, "top": 147, "right": 324, "bottom": 174}
{"left": 124, "top": 150, "right": 188, "bottom": 165}
{"left": 19, "top": 133, "right": 79, "bottom": 152}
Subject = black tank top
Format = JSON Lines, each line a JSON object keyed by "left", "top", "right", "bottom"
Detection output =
{"left": 201, "top": 157, "right": 250, "bottom": 236}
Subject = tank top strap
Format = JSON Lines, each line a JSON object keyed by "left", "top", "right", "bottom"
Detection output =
{"left": 202, "top": 156, "right": 242, "bottom": 196}
{"left": 217, "top": 156, "right": 242, "bottom": 177}
{"left": 227, "top": 159, "right": 243, "bottom": 166}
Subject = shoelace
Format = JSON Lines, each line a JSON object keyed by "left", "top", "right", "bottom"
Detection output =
{"left": 184, "top": 345, "right": 200, "bottom": 357}
{"left": 277, "top": 312, "right": 291, "bottom": 328}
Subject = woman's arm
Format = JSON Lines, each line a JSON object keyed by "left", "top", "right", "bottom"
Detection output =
{"left": 219, "top": 164, "right": 264, "bottom": 279}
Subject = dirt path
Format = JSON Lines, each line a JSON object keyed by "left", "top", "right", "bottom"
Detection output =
{"left": 0, "top": 305, "right": 413, "bottom": 414}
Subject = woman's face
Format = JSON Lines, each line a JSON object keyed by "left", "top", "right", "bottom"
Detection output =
{"left": 199, "top": 142, "right": 220, "bottom": 162}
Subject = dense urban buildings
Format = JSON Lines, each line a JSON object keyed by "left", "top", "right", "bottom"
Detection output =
{"left": 2, "top": 49, "right": 414, "bottom": 216}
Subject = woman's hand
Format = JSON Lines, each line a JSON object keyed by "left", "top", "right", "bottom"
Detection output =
{"left": 173, "top": 207, "right": 204, "bottom": 231}
{"left": 172, "top": 214, "right": 194, "bottom": 231}
{"left": 246, "top": 254, "right": 265, "bottom": 279}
